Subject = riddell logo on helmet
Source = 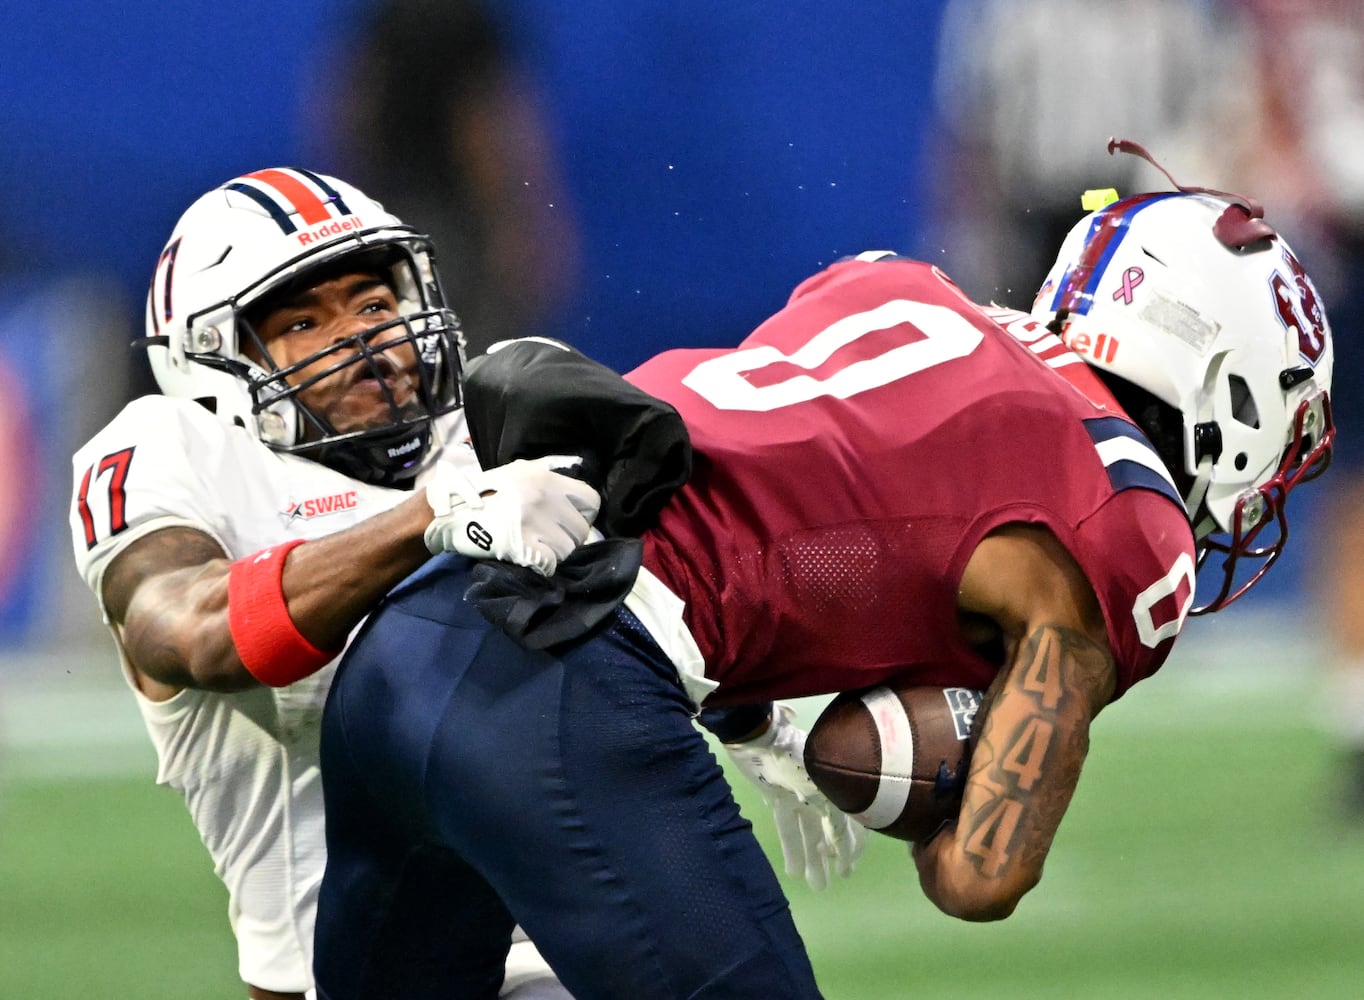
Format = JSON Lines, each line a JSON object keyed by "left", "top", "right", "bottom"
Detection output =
{"left": 297, "top": 216, "right": 363, "bottom": 246}
{"left": 387, "top": 438, "right": 423, "bottom": 458}
{"left": 1063, "top": 330, "right": 1120, "bottom": 365}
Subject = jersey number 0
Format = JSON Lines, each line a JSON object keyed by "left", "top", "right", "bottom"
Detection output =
{"left": 678, "top": 292, "right": 1195, "bottom": 650}
{"left": 681, "top": 300, "right": 984, "bottom": 411}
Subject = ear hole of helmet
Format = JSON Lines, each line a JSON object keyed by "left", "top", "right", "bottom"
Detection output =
{"left": 1228, "top": 375, "right": 1260, "bottom": 429}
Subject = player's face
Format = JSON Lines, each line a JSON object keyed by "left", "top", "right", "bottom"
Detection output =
{"left": 248, "top": 271, "right": 423, "bottom": 439}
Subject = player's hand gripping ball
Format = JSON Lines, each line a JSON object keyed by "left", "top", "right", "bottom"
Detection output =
{"left": 804, "top": 685, "right": 983, "bottom": 843}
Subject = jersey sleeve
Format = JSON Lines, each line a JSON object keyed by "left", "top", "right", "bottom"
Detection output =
{"left": 1075, "top": 488, "right": 1198, "bottom": 700}
{"left": 69, "top": 396, "right": 237, "bottom": 601}
{"left": 463, "top": 338, "right": 692, "bottom": 536}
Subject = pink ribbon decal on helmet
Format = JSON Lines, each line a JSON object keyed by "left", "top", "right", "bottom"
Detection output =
{"left": 1113, "top": 266, "right": 1144, "bottom": 305}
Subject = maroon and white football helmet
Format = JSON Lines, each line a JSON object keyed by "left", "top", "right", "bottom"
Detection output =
{"left": 1032, "top": 180, "right": 1334, "bottom": 613}
{"left": 140, "top": 167, "right": 464, "bottom": 487}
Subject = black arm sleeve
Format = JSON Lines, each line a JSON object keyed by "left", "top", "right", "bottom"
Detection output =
{"left": 462, "top": 340, "right": 692, "bottom": 537}
{"left": 697, "top": 703, "right": 776, "bottom": 744}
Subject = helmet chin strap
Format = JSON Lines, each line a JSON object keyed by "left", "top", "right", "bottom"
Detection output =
{"left": 256, "top": 376, "right": 436, "bottom": 488}
{"left": 1184, "top": 454, "right": 1216, "bottom": 540}
{"left": 309, "top": 421, "right": 433, "bottom": 488}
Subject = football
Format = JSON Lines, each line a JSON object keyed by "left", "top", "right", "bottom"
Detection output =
{"left": 804, "top": 684, "right": 983, "bottom": 843}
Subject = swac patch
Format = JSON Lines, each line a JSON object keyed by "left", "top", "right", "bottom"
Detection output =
{"left": 280, "top": 490, "right": 360, "bottom": 524}
{"left": 1085, "top": 416, "right": 1185, "bottom": 512}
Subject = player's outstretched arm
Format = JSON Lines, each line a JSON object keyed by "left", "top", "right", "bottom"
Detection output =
{"left": 102, "top": 462, "right": 600, "bottom": 695}
{"left": 102, "top": 494, "right": 438, "bottom": 694}
{"left": 913, "top": 524, "right": 1116, "bottom": 921}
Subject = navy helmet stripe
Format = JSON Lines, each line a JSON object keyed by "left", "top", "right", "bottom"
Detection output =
{"left": 227, "top": 182, "right": 297, "bottom": 234}
{"left": 295, "top": 168, "right": 352, "bottom": 216}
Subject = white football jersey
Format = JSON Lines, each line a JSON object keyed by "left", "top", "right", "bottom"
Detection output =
{"left": 68, "top": 393, "right": 474, "bottom": 993}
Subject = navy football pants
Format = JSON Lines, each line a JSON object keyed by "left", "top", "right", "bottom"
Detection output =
{"left": 314, "top": 554, "right": 823, "bottom": 1000}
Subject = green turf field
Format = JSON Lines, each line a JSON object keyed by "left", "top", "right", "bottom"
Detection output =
{"left": 3, "top": 641, "right": 1362, "bottom": 999}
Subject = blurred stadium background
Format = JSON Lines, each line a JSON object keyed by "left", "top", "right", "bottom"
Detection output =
{"left": 3, "top": 1, "right": 1362, "bottom": 996}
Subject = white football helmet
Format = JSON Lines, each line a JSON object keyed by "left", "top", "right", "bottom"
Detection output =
{"left": 1032, "top": 190, "right": 1334, "bottom": 613}
{"left": 140, "top": 167, "right": 464, "bottom": 487}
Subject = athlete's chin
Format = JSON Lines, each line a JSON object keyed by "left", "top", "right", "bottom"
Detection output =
{"left": 324, "top": 392, "right": 422, "bottom": 435}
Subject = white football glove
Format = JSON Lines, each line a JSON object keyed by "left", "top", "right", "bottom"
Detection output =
{"left": 724, "top": 703, "right": 866, "bottom": 891}
{"left": 424, "top": 456, "right": 601, "bottom": 577}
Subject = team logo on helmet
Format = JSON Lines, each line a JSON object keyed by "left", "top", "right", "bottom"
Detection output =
{"left": 1272, "top": 247, "right": 1327, "bottom": 365}
{"left": 148, "top": 237, "right": 182, "bottom": 337}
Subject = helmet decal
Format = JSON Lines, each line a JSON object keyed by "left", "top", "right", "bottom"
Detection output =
{"left": 149, "top": 236, "right": 182, "bottom": 336}
{"left": 225, "top": 168, "right": 355, "bottom": 235}
{"left": 1048, "top": 192, "right": 1180, "bottom": 316}
{"left": 1112, "top": 266, "right": 1144, "bottom": 306}
{"left": 1271, "top": 247, "right": 1328, "bottom": 366}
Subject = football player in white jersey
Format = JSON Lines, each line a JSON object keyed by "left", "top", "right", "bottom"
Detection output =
{"left": 68, "top": 168, "right": 594, "bottom": 1000}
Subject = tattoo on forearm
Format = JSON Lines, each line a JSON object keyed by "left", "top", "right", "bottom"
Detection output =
{"left": 104, "top": 528, "right": 226, "bottom": 620}
{"left": 958, "top": 624, "right": 1111, "bottom": 880}
{"left": 104, "top": 528, "right": 231, "bottom": 686}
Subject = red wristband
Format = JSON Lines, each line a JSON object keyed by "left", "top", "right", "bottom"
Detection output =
{"left": 227, "top": 539, "right": 338, "bottom": 687}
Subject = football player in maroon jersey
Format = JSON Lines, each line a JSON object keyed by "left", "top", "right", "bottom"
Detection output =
{"left": 315, "top": 183, "right": 1333, "bottom": 999}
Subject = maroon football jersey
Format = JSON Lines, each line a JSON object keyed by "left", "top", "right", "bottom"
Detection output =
{"left": 627, "top": 255, "right": 1196, "bottom": 706}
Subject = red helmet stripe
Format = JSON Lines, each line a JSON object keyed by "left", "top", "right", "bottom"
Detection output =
{"left": 1049, "top": 192, "right": 1179, "bottom": 316}
{"left": 243, "top": 168, "right": 332, "bottom": 226}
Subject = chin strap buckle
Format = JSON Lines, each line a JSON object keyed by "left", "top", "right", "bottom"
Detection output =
{"left": 1193, "top": 422, "right": 1222, "bottom": 464}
